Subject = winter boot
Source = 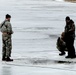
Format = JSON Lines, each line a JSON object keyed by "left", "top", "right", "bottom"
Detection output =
{"left": 6, "top": 57, "right": 13, "bottom": 61}
{"left": 59, "top": 52, "right": 65, "bottom": 56}
{"left": 2, "top": 56, "right": 6, "bottom": 61}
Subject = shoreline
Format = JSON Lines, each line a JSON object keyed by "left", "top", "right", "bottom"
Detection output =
{"left": 65, "top": 0, "right": 76, "bottom": 3}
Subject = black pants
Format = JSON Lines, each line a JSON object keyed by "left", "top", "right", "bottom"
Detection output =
{"left": 66, "top": 37, "right": 75, "bottom": 57}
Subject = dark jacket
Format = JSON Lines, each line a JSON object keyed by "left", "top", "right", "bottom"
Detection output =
{"left": 65, "top": 19, "right": 75, "bottom": 39}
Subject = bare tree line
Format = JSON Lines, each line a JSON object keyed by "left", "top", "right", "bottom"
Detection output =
{"left": 65, "top": 0, "right": 76, "bottom": 2}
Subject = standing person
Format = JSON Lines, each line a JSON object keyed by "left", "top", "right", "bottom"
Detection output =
{"left": 64, "top": 16, "right": 76, "bottom": 58}
{"left": 0, "top": 14, "right": 13, "bottom": 61}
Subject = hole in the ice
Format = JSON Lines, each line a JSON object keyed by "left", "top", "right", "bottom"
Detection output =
{"left": 55, "top": 61, "right": 72, "bottom": 64}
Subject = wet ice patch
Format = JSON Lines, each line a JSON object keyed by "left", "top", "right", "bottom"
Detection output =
{"left": 28, "top": 58, "right": 75, "bottom": 65}
{"left": 3, "top": 57, "right": 76, "bottom": 69}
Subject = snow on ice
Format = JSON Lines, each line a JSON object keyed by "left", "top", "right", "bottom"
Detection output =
{"left": 0, "top": 0, "right": 76, "bottom": 75}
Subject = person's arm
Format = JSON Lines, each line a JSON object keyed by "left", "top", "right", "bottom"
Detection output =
{"left": 6, "top": 22, "right": 13, "bottom": 34}
{"left": 69, "top": 23, "right": 75, "bottom": 32}
{"left": 64, "top": 26, "right": 68, "bottom": 33}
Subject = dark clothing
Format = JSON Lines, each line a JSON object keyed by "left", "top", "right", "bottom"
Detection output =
{"left": 65, "top": 20, "right": 75, "bottom": 40}
{"left": 64, "top": 20, "right": 76, "bottom": 57}
{"left": 57, "top": 37, "right": 67, "bottom": 53}
{"left": 66, "top": 37, "right": 75, "bottom": 57}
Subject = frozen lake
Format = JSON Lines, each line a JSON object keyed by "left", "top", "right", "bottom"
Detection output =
{"left": 0, "top": 0, "right": 76, "bottom": 75}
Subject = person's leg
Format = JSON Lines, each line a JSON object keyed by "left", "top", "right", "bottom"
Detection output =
{"left": 59, "top": 48, "right": 65, "bottom": 56}
{"left": 68, "top": 38, "right": 75, "bottom": 57}
{"left": 66, "top": 38, "right": 76, "bottom": 58}
{"left": 2, "top": 35, "right": 6, "bottom": 61}
{"left": 65, "top": 38, "right": 71, "bottom": 58}
{"left": 57, "top": 37, "right": 65, "bottom": 56}
{"left": 2, "top": 38, "right": 6, "bottom": 61}
{"left": 5, "top": 35, "right": 13, "bottom": 61}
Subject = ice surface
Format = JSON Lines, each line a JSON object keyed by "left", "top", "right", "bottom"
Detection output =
{"left": 0, "top": 0, "right": 76, "bottom": 75}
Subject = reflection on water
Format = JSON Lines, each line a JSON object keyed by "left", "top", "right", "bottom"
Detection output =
{"left": 1, "top": 66, "right": 12, "bottom": 75}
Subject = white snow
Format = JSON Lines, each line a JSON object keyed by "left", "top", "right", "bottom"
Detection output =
{"left": 0, "top": 0, "right": 76, "bottom": 75}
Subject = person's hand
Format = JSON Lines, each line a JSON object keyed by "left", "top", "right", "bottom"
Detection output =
{"left": 8, "top": 31, "right": 14, "bottom": 35}
{"left": 69, "top": 29, "right": 72, "bottom": 32}
{"left": 12, "top": 31, "right": 14, "bottom": 34}
{"left": 3, "top": 32, "right": 7, "bottom": 35}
